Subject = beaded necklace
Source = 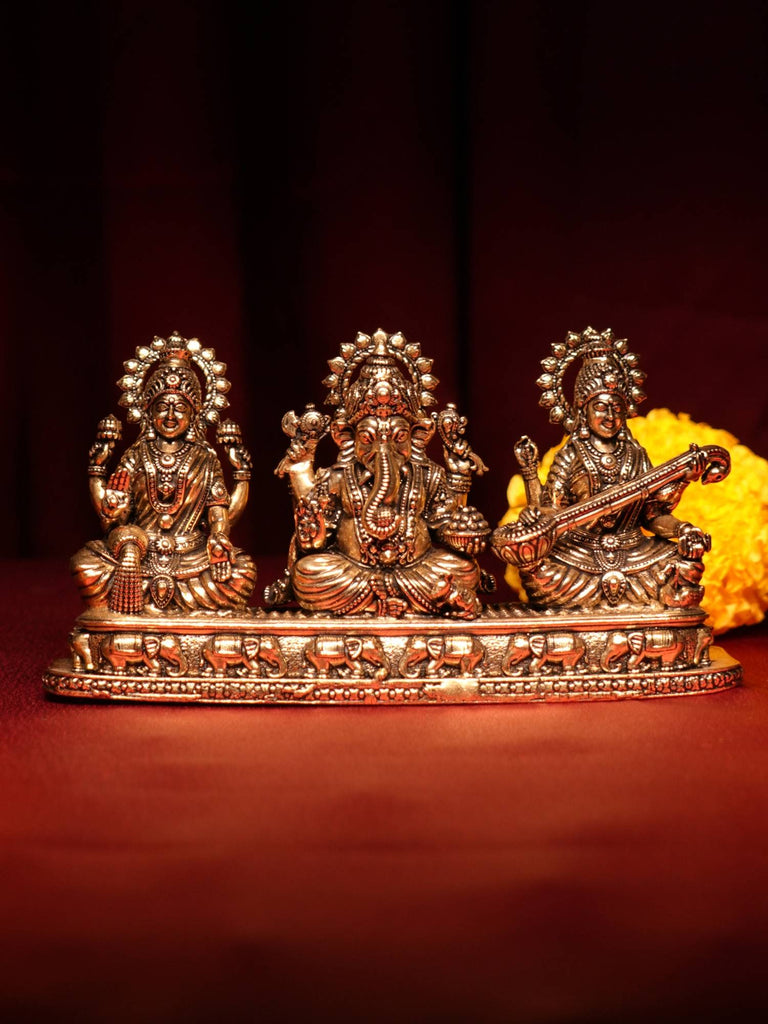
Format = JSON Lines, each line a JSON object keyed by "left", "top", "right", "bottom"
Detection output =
{"left": 141, "top": 440, "right": 196, "bottom": 516}
{"left": 574, "top": 436, "right": 634, "bottom": 493}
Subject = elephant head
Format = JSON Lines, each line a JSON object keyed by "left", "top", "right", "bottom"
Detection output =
{"left": 355, "top": 415, "right": 413, "bottom": 540}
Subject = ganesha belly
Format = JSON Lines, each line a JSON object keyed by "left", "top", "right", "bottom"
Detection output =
{"left": 71, "top": 334, "right": 256, "bottom": 614}
{"left": 269, "top": 329, "right": 491, "bottom": 619}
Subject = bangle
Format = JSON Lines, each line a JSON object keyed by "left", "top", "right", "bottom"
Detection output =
{"left": 233, "top": 470, "right": 251, "bottom": 481}
{"left": 88, "top": 465, "right": 107, "bottom": 477}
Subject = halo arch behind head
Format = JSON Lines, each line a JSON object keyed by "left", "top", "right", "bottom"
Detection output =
{"left": 322, "top": 329, "right": 439, "bottom": 424}
{"left": 536, "top": 327, "right": 647, "bottom": 434}
{"left": 117, "top": 332, "right": 232, "bottom": 428}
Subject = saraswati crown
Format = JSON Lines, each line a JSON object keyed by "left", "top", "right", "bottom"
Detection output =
{"left": 536, "top": 326, "right": 647, "bottom": 433}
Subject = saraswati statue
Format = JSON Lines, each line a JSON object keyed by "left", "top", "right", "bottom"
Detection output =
{"left": 491, "top": 327, "right": 728, "bottom": 612}
{"left": 45, "top": 326, "right": 741, "bottom": 705}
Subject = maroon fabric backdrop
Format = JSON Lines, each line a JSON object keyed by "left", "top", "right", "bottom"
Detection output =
{"left": 2, "top": 0, "right": 768, "bottom": 562}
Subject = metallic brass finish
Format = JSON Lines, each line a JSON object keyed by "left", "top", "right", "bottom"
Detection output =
{"left": 268, "top": 329, "right": 491, "bottom": 619}
{"left": 491, "top": 328, "right": 731, "bottom": 613}
{"left": 44, "top": 606, "right": 740, "bottom": 704}
{"left": 70, "top": 333, "right": 256, "bottom": 614}
{"left": 493, "top": 443, "right": 731, "bottom": 570}
{"left": 46, "top": 326, "right": 740, "bottom": 704}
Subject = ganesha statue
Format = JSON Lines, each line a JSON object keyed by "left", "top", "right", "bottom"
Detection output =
{"left": 71, "top": 332, "right": 256, "bottom": 613}
{"left": 267, "top": 328, "right": 492, "bottom": 619}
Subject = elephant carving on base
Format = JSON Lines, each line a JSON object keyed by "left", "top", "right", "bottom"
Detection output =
{"left": 303, "top": 636, "right": 389, "bottom": 680}
{"left": 600, "top": 629, "right": 685, "bottom": 672}
{"left": 692, "top": 628, "right": 712, "bottom": 667}
{"left": 101, "top": 633, "right": 187, "bottom": 675}
{"left": 202, "top": 636, "right": 287, "bottom": 678}
{"left": 70, "top": 631, "right": 96, "bottom": 672}
{"left": 400, "top": 635, "right": 485, "bottom": 678}
{"left": 502, "top": 633, "right": 586, "bottom": 675}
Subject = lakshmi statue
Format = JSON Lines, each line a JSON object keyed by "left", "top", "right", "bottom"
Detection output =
{"left": 72, "top": 333, "right": 256, "bottom": 613}
{"left": 268, "top": 329, "right": 491, "bottom": 619}
{"left": 491, "top": 328, "right": 730, "bottom": 610}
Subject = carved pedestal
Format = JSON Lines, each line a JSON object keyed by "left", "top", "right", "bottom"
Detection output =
{"left": 44, "top": 605, "right": 741, "bottom": 704}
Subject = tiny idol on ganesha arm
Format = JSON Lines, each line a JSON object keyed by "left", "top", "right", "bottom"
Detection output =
{"left": 45, "top": 326, "right": 741, "bottom": 704}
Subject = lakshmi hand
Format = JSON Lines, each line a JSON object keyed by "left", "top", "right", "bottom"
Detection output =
{"left": 88, "top": 440, "right": 113, "bottom": 469}
{"left": 102, "top": 488, "right": 130, "bottom": 516}
{"left": 207, "top": 531, "right": 234, "bottom": 581}
{"left": 225, "top": 444, "right": 252, "bottom": 476}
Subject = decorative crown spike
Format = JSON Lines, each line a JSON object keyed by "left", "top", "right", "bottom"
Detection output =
{"left": 322, "top": 329, "right": 440, "bottom": 424}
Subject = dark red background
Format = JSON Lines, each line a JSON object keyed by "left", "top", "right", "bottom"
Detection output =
{"left": 2, "top": 0, "right": 768, "bottom": 559}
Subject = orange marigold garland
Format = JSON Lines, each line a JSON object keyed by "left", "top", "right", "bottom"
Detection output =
{"left": 500, "top": 409, "right": 768, "bottom": 633}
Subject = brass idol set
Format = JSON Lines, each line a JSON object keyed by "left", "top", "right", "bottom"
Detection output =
{"left": 44, "top": 328, "right": 741, "bottom": 703}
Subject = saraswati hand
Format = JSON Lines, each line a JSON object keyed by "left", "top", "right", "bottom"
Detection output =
{"left": 677, "top": 523, "right": 711, "bottom": 560}
{"left": 514, "top": 435, "right": 540, "bottom": 478}
{"left": 518, "top": 505, "right": 544, "bottom": 527}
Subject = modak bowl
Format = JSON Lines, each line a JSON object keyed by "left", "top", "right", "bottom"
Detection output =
{"left": 441, "top": 506, "right": 491, "bottom": 553}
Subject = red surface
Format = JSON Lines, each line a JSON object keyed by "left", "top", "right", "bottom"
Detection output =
{"left": 2, "top": 559, "right": 768, "bottom": 1022}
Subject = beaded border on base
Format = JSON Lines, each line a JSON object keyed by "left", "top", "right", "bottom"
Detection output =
{"left": 44, "top": 606, "right": 741, "bottom": 705}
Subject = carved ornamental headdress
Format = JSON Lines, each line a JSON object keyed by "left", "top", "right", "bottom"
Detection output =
{"left": 537, "top": 327, "right": 646, "bottom": 433}
{"left": 322, "top": 329, "right": 439, "bottom": 425}
{"left": 117, "top": 332, "right": 231, "bottom": 426}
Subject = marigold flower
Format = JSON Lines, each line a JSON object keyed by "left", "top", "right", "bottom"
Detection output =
{"left": 500, "top": 409, "right": 768, "bottom": 633}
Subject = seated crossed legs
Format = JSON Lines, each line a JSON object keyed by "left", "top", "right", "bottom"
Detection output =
{"left": 71, "top": 334, "right": 256, "bottom": 615}
{"left": 46, "top": 326, "right": 741, "bottom": 705}
{"left": 492, "top": 328, "right": 730, "bottom": 614}
{"left": 269, "top": 330, "right": 492, "bottom": 620}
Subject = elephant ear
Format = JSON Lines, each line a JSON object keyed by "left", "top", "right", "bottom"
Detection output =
{"left": 346, "top": 637, "right": 363, "bottom": 659}
{"left": 627, "top": 632, "right": 645, "bottom": 655}
{"left": 410, "top": 415, "right": 435, "bottom": 451}
{"left": 426, "top": 637, "right": 443, "bottom": 658}
{"left": 331, "top": 416, "right": 354, "bottom": 450}
{"left": 528, "top": 634, "right": 546, "bottom": 659}
{"left": 144, "top": 636, "right": 161, "bottom": 658}
{"left": 243, "top": 638, "right": 261, "bottom": 661}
